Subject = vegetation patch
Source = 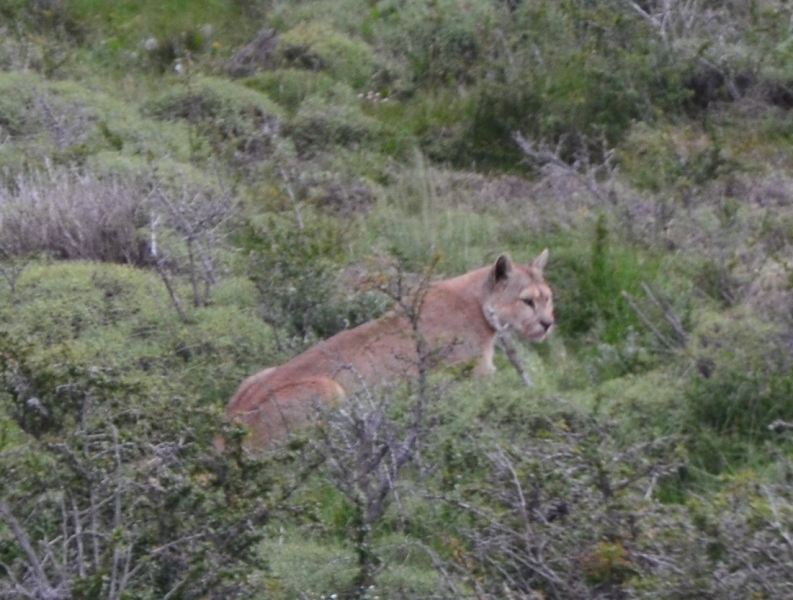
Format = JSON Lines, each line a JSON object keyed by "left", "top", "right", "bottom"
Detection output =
{"left": 276, "top": 22, "right": 375, "bottom": 90}
{"left": 4, "top": 0, "right": 793, "bottom": 597}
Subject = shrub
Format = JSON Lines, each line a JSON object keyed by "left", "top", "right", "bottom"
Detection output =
{"left": 143, "top": 76, "right": 283, "bottom": 163}
{"left": 244, "top": 68, "right": 339, "bottom": 113}
{"left": 242, "top": 212, "right": 388, "bottom": 347}
{"left": 632, "top": 470, "right": 793, "bottom": 599}
{"left": 368, "top": 0, "right": 496, "bottom": 87}
{"left": 0, "top": 72, "right": 194, "bottom": 173}
{"left": 682, "top": 310, "right": 793, "bottom": 474}
{"left": 420, "top": 405, "right": 685, "bottom": 599}
{"left": 550, "top": 216, "right": 660, "bottom": 351}
{"left": 275, "top": 22, "right": 375, "bottom": 90}
{"left": 412, "top": 0, "right": 686, "bottom": 169}
{"left": 0, "top": 72, "right": 41, "bottom": 138}
{"left": 0, "top": 334, "right": 273, "bottom": 599}
{"left": 0, "top": 0, "right": 84, "bottom": 74}
{"left": 286, "top": 94, "right": 410, "bottom": 158}
{"left": 0, "top": 261, "right": 273, "bottom": 409}
{"left": 619, "top": 123, "right": 735, "bottom": 195}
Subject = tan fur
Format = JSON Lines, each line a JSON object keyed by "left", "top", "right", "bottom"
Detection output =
{"left": 226, "top": 250, "right": 554, "bottom": 447}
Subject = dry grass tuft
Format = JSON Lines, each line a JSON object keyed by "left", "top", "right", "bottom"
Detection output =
{"left": 0, "top": 166, "right": 149, "bottom": 264}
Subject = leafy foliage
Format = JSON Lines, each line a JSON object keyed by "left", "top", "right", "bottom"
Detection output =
{"left": 276, "top": 22, "right": 375, "bottom": 90}
{"left": 243, "top": 213, "right": 388, "bottom": 346}
{"left": 144, "top": 76, "right": 283, "bottom": 164}
{"left": 0, "top": 335, "right": 273, "bottom": 600}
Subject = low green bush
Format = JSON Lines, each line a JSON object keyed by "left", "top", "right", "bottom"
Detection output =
{"left": 144, "top": 76, "right": 284, "bottom": 163}
{"left": 368, "top": 0, "right": 496, "bottom": 87}
{"left": 549, "top": 216, "right": 665, "bottom": 379}
{"left": 241, "top": 212, "right": 389, "bottom": 347}
{"left": 0, "top": 72, "right": 193, "bottom": 173}
{"left": 682, "top": 311, "right": 793, "bottom": 475}
{"left": 0, "top": 333, "right": 274, "bottom": 600}
{"left": 244, "top": 68, "right": 339, "bottom": 113}
{"left": 275, "top": 22, "right": 375, "bottom": 90}
{"left": 287, "top": 94, "right": 412, "bottom": 158}
{"left": 0, "top": 262, "right": 273, "bottom": 405}
{"left": 0, "top": 72, "right": 41, "bottom": 138}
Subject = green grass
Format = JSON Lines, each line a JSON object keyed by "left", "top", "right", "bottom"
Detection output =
{"left": 69, "top": 0, "right": 253, "bottom": 47}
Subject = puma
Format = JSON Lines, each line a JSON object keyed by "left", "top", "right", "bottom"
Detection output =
{"left": 225, "top": 250, "right": 554, "bottom": 447}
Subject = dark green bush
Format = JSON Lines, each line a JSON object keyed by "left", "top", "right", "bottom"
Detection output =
{"left": 242, "top": 213, "right": 388, "bottom": 346}
{"left": 678, "top": 310, "right": 793, "bottom": 475}
{"left": 551, "top": 217, "right": 656, "bottom": 343}
{"left": 0, "top": 334, "right": 274, "bottom": 599}
{"left": 144, "top": 76, "right": 283, "bottom": 163}
{"left": 684, "top": 368, "right": 793, "bottom": 474}
{"left": 286, "top": 94, "right": 412, "bottom": 158}
{"left": 245, "top": 69, "right": 338, "bottom": 113}
{"left": 690, "top": 371, "right": 793, "bottom": 436}
{"left": 275, "top": 22, "right": 375, "bottom": 90}
{"left": 451, "top": 0, "right": 676, "bottom": 169}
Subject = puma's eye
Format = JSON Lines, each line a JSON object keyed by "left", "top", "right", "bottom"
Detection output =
{"left": 523, "top": 298, "right": 536, "bottom": 309}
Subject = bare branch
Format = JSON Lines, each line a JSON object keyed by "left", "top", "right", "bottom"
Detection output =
{"left": 279, "top": 166, "right": 304, "bottom": 232}
{"left": 483, "top": 303, "right": 532, "bottom": 387}
{"left": 512, "top": 131, "right": 615, "bottom": 206}
{"left": 622, "top": 290, "right": 676, "bottom": 350}
{"left": 0, "top": 501, "right": 56, "bottom": 595}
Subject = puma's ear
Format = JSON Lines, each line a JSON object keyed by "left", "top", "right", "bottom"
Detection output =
{"left": 531, "top": 248, "right": 549, "bottom": 273}
{"left": 493, "top": 254, "right": 512, "bottom": 284}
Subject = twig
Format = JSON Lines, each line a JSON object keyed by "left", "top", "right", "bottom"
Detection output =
{"left": 151, "top": 214, "right": 190, "bottom": 323}
{"left": 71, "top": 495, "right": 85, "bottom": 579}
{"left": 641, "top": 282, "right": 688, "bottom": 345}
{"left": 279, "top": 167, "right": 304, "bottom": 232}
{"left": 0, "top": 501, "right": 55, "bottom": 593}
{"left": 109, "top": 425, "right": 124, "bottom": 600}
{"left": 621, "top": 290, "right": 676, "bottom": 350}
{"left": 413, "top": 541, "right": 464, "bottom": 598}
{"left": 512, "top": 131, "right": 614, "bottom": 206}
{"left": 483, "top": 303, "right": 532, "bottom": 387}
{"left": 154, "top": 260, "right": 189, "bottom": 323}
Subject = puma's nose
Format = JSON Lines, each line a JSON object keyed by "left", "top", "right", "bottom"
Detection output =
{"left": 540, "top": 319, "right": 553, "bottom": 332}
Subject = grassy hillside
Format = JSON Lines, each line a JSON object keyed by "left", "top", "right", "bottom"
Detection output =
{"left": 2, "top": 0, "right": 793, "bottom": 598}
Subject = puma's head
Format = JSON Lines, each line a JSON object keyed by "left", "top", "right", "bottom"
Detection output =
{"left": 484, "top": 249, "right": 555, "bottom": 342}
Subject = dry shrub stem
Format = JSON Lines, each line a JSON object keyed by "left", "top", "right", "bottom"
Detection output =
{"left": 622, "top": 283, "right": 688, "bottom": 352}
{"left": 309, "top": 262, "right": 442, "bottom": 597}
{"left": 483, "top": 302, "right": 532, "bottom": 387}
{"left": 512, "top": 131, "right": 617, "bottom": 206}
{"left": 0, "top": 166, "right": 144, "bottom": 264}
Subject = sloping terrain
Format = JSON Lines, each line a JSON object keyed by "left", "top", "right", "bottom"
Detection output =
{"left": 2, "top": 1, "right": 793, "bottom": 598}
